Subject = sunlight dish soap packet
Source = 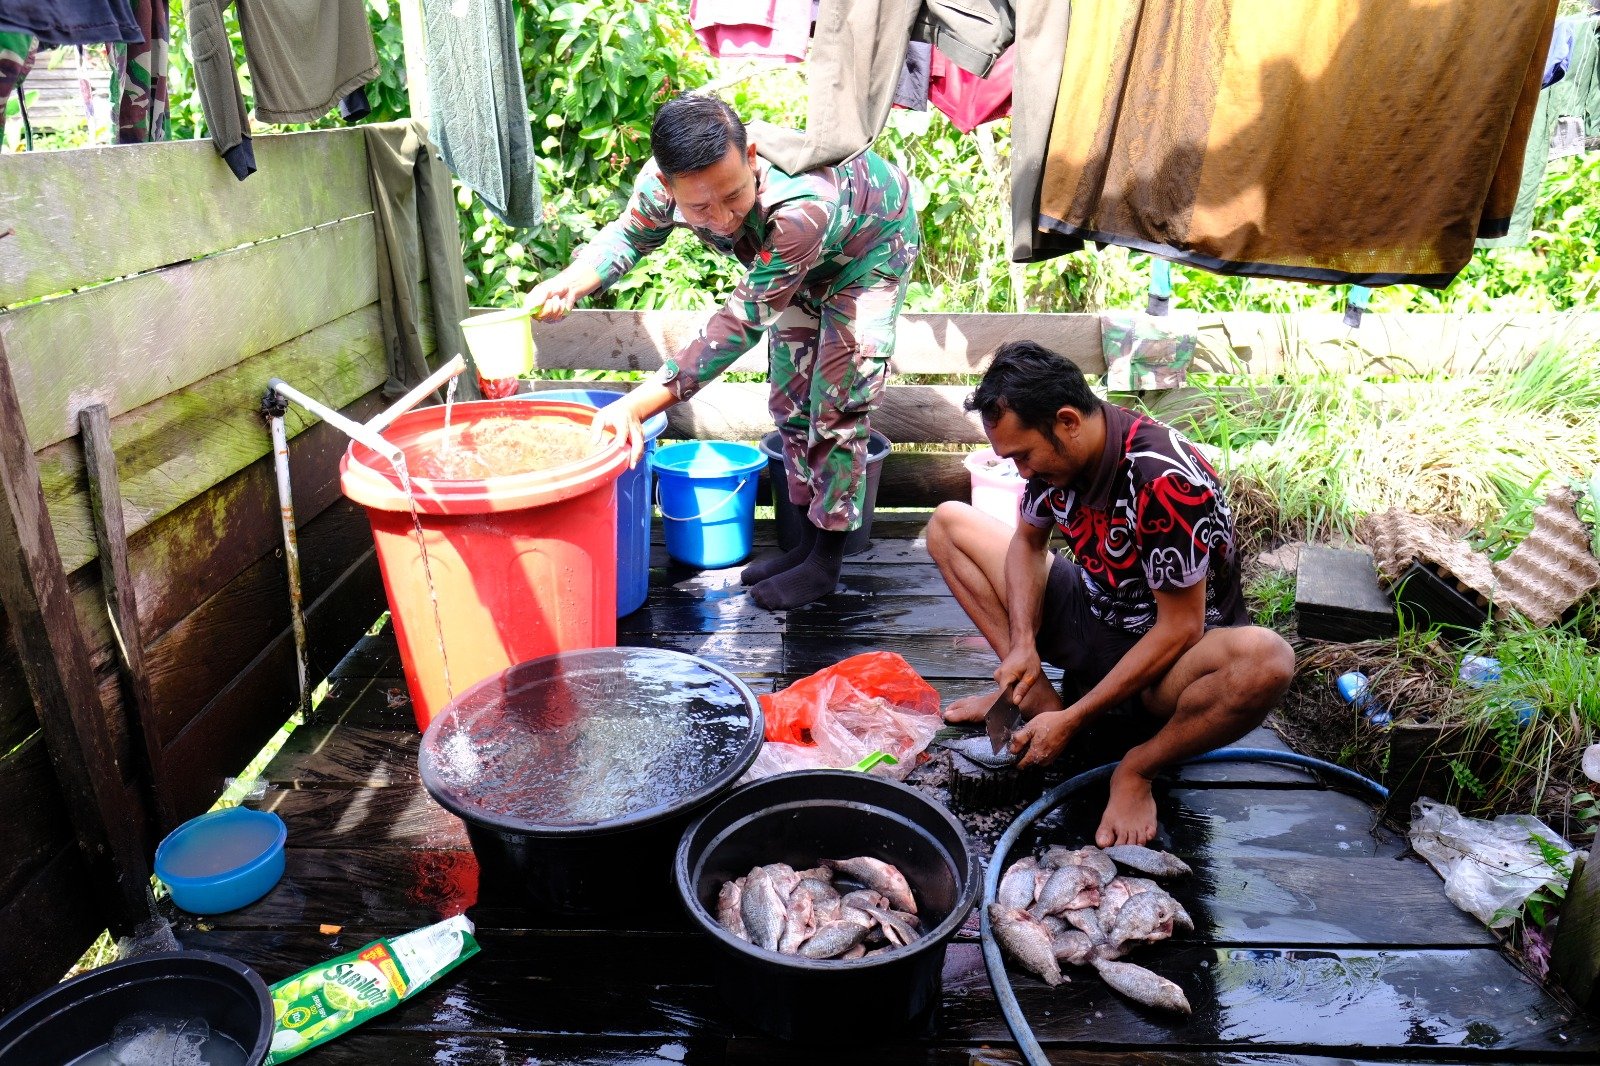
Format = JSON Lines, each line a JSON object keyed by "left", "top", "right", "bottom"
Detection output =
{"left": 265, "top": 914, "right": 479, "bottom": 1062}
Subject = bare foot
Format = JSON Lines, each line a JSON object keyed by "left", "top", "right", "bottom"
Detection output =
{"left": 944, "top": 680, "right": 1065, "bottom": 724}
{"left": 1096, "top": 765, "right": 1159, "bottom": 847}
{"left": 943, "top": 689, "right": 997, "bottom": 724}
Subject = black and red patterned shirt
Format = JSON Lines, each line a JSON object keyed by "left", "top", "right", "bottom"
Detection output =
{"left": 1020, "top": 402, "right": 1247, "bottom": 635}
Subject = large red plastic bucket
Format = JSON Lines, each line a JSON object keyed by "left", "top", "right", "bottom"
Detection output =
{"left": 341, "top": 399, "right": 630, "bottom": 729}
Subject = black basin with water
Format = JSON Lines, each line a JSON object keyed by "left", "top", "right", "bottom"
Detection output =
{"left": 419, "top": 647, "right": 764, "bottom": 914}
{"left": 0, "top": 952, "right": 272, "bottom": 1065}
{"left": 675, "top": 770, "right": 981, "bottom": 1041}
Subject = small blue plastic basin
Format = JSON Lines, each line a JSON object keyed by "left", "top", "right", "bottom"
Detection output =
{"left": 155, "top": 807, "right": 287, "bottom": 915}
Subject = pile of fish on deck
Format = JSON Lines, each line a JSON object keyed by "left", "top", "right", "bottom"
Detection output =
{"left": 718, "top": 857, "right": 923, "bottom": 959}
{"left": 990, "top": 843, "right": 1194, "bottom": 1014}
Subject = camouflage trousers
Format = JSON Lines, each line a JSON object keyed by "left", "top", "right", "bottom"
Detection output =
{"left": 768, "top": 246, "right": 916, "bottom": 532}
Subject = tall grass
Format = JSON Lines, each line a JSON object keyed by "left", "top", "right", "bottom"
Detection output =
{"left": 1445, "top": 602, "right": 1600, "bottom": 816}
{"left": 1184, "top": 342, "right": 1600, "bottom": 541}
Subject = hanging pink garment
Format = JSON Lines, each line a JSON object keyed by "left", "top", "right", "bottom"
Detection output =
{"left": 690, "top": 0, "right": 812, "bottom": 62}
{"left": 929, "top": 43, "right": 1015, "bottom": 133}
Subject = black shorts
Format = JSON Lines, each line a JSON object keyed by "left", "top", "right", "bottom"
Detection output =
{"left": 1035, "top": 555, "right": 1248, "bottom": 709}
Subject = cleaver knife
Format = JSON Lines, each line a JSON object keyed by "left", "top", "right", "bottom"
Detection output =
{"left": 984, "top": 687, "right": 1023, "bottom": 755}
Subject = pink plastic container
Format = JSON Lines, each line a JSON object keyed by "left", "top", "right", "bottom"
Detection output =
{"left": 964, "top": 448, "right": 1026, "bottom": 528}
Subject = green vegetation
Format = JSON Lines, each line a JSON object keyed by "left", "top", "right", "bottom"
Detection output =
{"left": 1180, "top": 343, "right": 1600, "bottom": 541}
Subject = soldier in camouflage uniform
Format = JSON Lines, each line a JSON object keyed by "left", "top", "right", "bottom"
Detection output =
{"left": 528, "top": 93, "right": 919, "bottom": 610}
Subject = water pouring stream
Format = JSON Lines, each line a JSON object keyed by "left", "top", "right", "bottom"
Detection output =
{"left": 264, "top": 356, "right": 466, "bottom": 709}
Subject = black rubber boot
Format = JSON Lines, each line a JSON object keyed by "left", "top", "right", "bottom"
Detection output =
{"left": 740, "top": 520, "right": 817, "bottom": 585}
{"left": 750, "top": 528, "right": 848, "bottom": 610}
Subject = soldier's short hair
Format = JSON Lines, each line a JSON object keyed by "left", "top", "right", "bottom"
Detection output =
{"left": 652, "top": 93, "right": 747, "bottom": 178}
{"left": 966, "top": 341, "right": 1099, "bottom": 436}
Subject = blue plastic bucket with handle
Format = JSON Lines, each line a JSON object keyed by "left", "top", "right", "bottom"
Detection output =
{"left": 525, "top": 388, "right": 668, "bottom": 616}
{"left": 652, "top": 442, "right": 766, "bottom": 568}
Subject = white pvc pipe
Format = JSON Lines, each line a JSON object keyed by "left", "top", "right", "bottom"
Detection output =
{"left": 269, "top": 412, "right": 310, "bottom": 710}
{"left": 269, "top": 378, "right": 406, "bottom": 469}
{"left": 364, "top": 354, "right": 468, "bottom": 434}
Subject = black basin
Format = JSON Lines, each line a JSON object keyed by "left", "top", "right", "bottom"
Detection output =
{"left": 675, "top": 770, "right": 981, "bottom": 1041}
{"left": 0, "top": 951, "right": 272, "bottom": 1064}
{"left": 420, "top": 647, "right": 764, "bottom": 914}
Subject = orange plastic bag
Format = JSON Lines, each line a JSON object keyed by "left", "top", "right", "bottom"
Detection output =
{"left": 748, "top": 652, "right": 943, "bottom": 781}
{"left": 760, "top": 651, "right": 939, "bottom": 744}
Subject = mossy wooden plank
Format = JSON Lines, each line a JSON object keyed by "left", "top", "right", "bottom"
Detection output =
{"left": 526, "top": 310, "right": 1595, "bottom": 380}
{"left": 0, "top": 563, "right": 124, "bottom": 757}
{"left": 559, "top": 381, "right": 988, "bottom": 445}
{"left": 124, "top": 388, "right": 387, "bottom": 645}
{"left": 0, "top": 383, "right": 387, "bottom": 760}
{"left": 157, "top": 549, "right": 387, "bottom": 823}
{"left": 1196, "top": 311, "right": 1600, "bottom": 376}
{"left": 145, "top": 498, "right": 376, "bottom": 749}
{"left": 37, "top": 302, "right": 391, "bottom": 574}
{"left": 0, "top": 129, "right": 371, "bottom": 307}
{"left": 0, "top": 214, "right": 378, "bottom": 451}
{"left": 877, "top": 451, "right": 970, "bottom": 508}
{"left": 0, "top": 844, "right": 105, "bottom": 1014}
{"left": 528, "top": 310, "right": 1106, "bottom": 375}
{"left": 0, "top": 733, "right": 74, "bottom": 902}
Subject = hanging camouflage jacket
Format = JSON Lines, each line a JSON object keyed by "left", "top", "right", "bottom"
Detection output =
{"left": 574, "top": 150, "right": 918, "bottom": 401}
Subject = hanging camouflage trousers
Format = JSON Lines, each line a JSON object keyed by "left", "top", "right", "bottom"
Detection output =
{"left": 768, "top": 237, "right": 917, "bottom": 532}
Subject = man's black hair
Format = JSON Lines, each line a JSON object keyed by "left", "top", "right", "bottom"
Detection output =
{"left": 651, "top": 93, "right": 747, "bottom": 178}
{"left": 965, "top": 341, "right": 1100, "bottom": 437}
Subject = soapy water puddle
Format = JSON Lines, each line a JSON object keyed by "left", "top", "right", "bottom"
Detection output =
{"left": 69, "top": 1013, "right": 247, "bottom": 1066}
{"left": 427, "top": 651, "right": 756, "bottom": 827}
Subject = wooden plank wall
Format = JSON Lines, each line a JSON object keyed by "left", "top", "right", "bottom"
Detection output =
{"left": 526, "top": 308, "right": 1600, "bottom": 507}
{"left": 0, "top": 129, "right": 401, "bottom": 1008}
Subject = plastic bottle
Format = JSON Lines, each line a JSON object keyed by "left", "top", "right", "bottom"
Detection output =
{"left": 1335, "top": 671, "right": 1392, "bottom": 727}
{"left": 1459, "top": 655, "right": 1536, "bottom": 726}
{"left": 1459, "top": 655, "right": 1502, "bottom": 687}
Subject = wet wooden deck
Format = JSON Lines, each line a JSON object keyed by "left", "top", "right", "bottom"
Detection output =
{"left": 168, "top": 518, "right": 1600, "bottom": 1064}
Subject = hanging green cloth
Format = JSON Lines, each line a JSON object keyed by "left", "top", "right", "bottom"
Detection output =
{"left": 1478, "top": 17, "right": 1600, "bottom": 249}
{"left": 422, "top": 0, "right": 540, "bottom": 229}
{"left": 362, "top": 119, "right": 480, "bottom": 400}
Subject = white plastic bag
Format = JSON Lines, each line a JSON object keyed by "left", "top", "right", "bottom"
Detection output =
{"left": 743, "top": 695, "right": 942, "bottom": 781}
{"left": 1408, "top": 798, "right": 1576, "bottom": 928}
{"left": 741, "top": 653, "right": 943, "bottom": 782}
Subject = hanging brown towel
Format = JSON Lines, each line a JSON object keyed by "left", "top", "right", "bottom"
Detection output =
{"left": 1037, "top": 0, "right": 1560, "bottom": 287}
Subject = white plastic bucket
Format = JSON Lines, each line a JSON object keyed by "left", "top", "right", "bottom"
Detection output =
{"left": 964, "top": 448, "right": 1026, "bottom": 528}
{"left": 460, "top": 306, "right": 536, "bottom": 380}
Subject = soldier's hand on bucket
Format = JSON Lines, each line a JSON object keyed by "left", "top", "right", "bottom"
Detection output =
{"left": 592, "top": 401, "right": 645, "bottom": 467}
{"left": 526, "top": 276, "right": 579, "bottom": 320}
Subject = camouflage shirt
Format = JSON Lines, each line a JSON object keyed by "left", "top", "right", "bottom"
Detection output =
{"left": 574, "top": 151, "right": 918, "bottom": 400}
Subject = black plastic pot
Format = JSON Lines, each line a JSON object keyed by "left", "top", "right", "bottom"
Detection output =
{"left": 420, "top": 647, "right": 764, "bottom": 915}
{"left": 0, "top": 951, "right": 272, "bottom": 1065}
{"left": 760, "top": 430, "right": 890, "bottom": 557}
{"left": 675, "top": 769, "right": 981, "bottom": 1042}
